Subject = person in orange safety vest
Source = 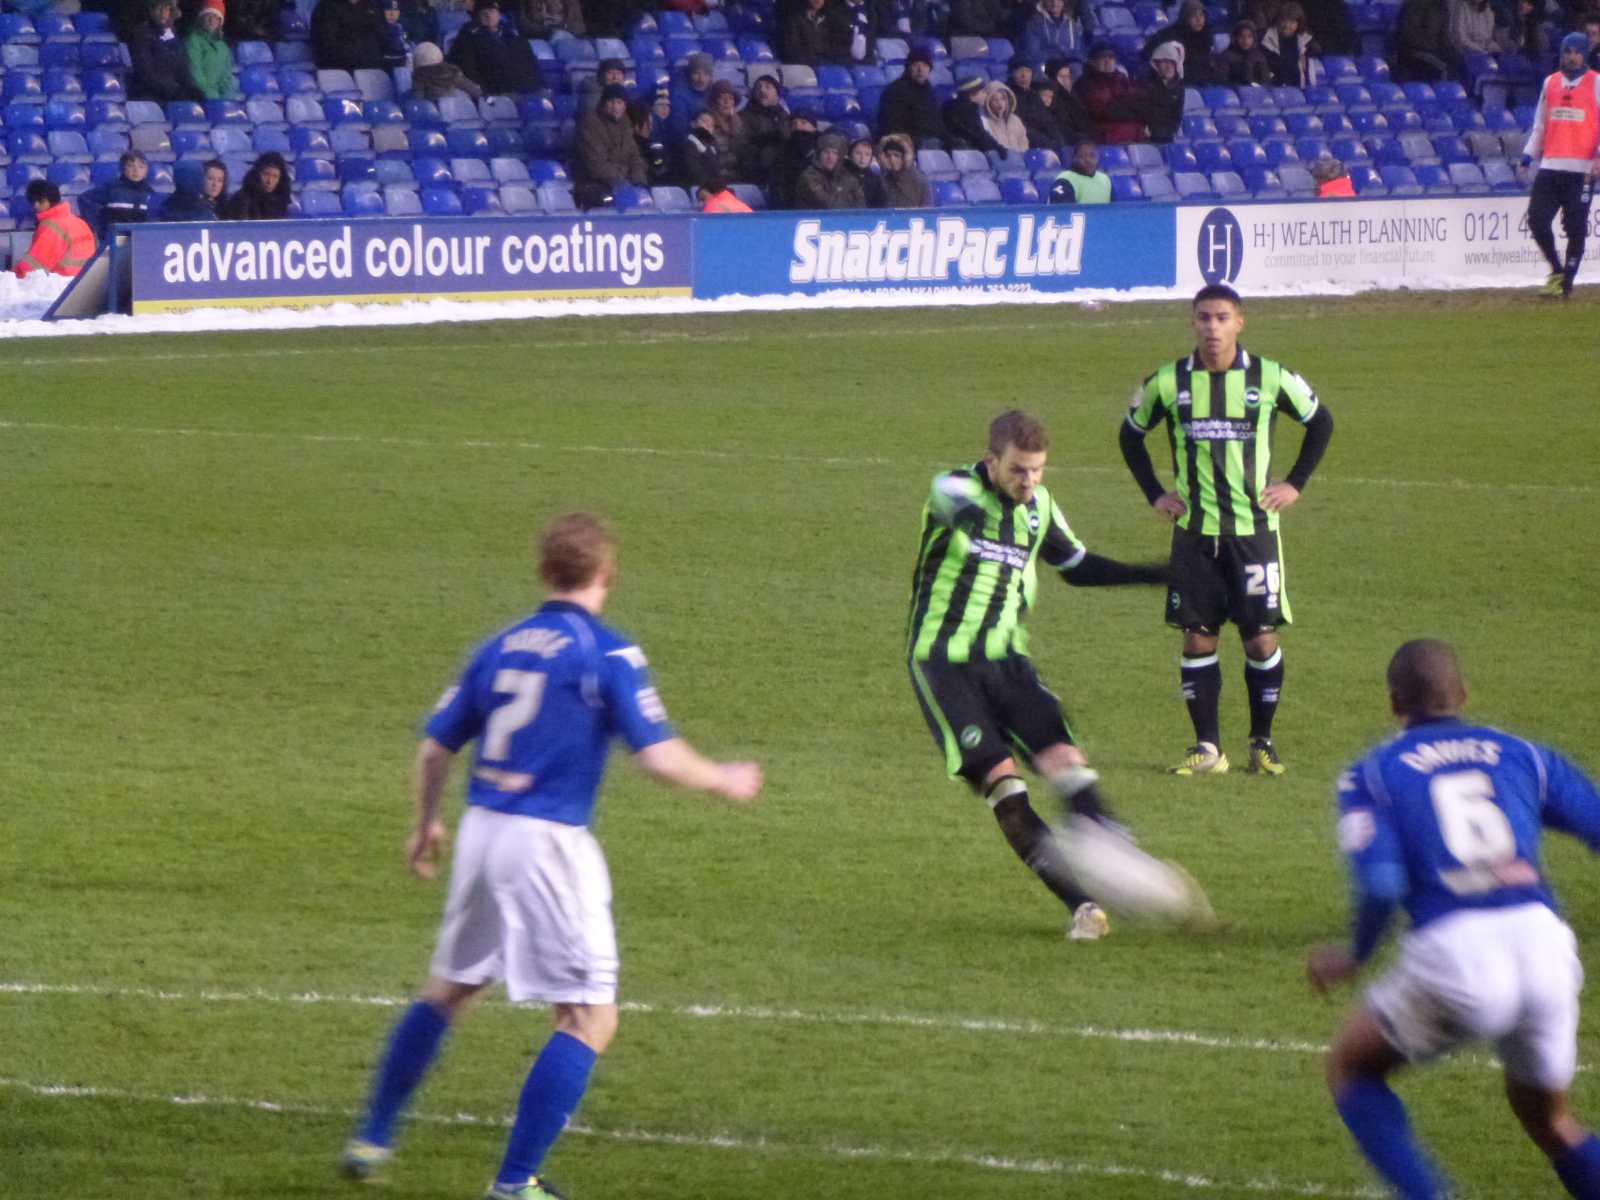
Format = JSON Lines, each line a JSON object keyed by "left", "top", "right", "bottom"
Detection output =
{"left": 1521, "top": 32, "right": 1600, "bottom": 298}
{"left": 14, "top": 180, "right": 97, "bottom": 278}
{"left": 699, "top": 171, "right": 753, "bottom": 213}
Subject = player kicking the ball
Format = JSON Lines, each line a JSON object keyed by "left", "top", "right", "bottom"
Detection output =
{"left": 1309, "top": 640, "right": 1600, "bottom": 1199}
{"left": 340, "top": 513, "right": 761, "bottom": 1199}
{"left": 907, "top": 409, "right": 1207, "bottom": 940}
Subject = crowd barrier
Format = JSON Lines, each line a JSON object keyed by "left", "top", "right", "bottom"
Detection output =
{"left": 47, "top": 192, "right": 1598, "bottom": 318}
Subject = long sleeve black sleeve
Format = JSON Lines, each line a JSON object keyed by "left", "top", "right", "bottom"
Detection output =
{"left": 1060, "top": 552, "right": 1169, "bottom": 587}
{"left": 1119, "top": 419, "right": 1166, "bottom": 505}
{"left": 1283, "top": 404, "right": 1334, "bottom": 492}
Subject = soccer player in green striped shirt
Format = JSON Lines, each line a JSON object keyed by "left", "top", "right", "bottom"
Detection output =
{"left": 908, "top": 410, "right": 1169, "bottom": 939}
{"left": 1119, "top": 285, "right": 1335, "bottom": 777}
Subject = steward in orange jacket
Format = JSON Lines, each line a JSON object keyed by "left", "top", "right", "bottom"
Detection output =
{"left": 15, "top": 182, "right": 96, "bottom": 277}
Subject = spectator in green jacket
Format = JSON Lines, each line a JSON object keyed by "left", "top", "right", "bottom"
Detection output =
{"left": 186, "top": 0, "right": 236, "bottom": 100}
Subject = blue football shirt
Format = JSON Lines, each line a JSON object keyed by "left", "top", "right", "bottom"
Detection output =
{"left": 1337, "top": 717, "right": 1600, "bottom": 937}
{"left": 425, "top": 601, "right": 675, "bottom": 827}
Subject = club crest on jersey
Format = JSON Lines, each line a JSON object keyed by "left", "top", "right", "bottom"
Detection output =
{"left": 1244, "top": 387, "right": 1261, "bottom": 407}
{"left": 959, "top": 725, "right": 983, "bottom": 749}
{"left": 1028, "top": 509, "right": 1040, "bottom": 531}
{"left": 1176, "top": 389, "right": 1191, "bottom": 407}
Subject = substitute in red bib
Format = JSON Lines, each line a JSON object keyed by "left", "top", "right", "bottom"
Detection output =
{"left": 1521, "top": 32, "right": 1600, "bottom": 299}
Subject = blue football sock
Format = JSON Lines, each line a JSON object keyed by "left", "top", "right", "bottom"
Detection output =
{"left": 1554, "top": 1134, "right": 1600, "bottom": 1198}
{"left": 1335, "top": 1078, "right": 1446, "bottom": 1199}
{"left": 495, "top": 1032, "right": 598, "bottom": 1186}
{"left": 358, "top": 1000, "right": 450, "bottom": 1148}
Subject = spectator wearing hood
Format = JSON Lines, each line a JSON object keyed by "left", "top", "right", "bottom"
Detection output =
{"left": 768, "top": 112, "right": 819, "bottom": 206}
{"left": 877, "top": 45, "right": 945, "bottom": 147}
{"left": 1260, "top": 1, "right": 1319, "bottom": 85}
{"left": 1215, "top": 19, "right": 1274, "bottom": 84}
{"left": 222, "top": 152, "right": 292, "bottom": 219}
{"left": 666, "top": 52, "right": 716, "bottom": 140}
{"left": 576, "top": 82, "right": 648, "bottom": 206}
{"left": 81, "top": 150, "right": 154, "bottom": 241}
{"left": 785, "top": 0, "right": 851, "bottom": 66}
{"left": 845, "top": 136, "right": 888, "bottom": 205}
{"left": 1143, "top": 0, "right": 1217, "bottom": 83}
{"left": 795, "top": 130, "right": 868, "bottom": 208}
{"left": 1079, "top": 41, "right": 1141, "bottom": 143}
{"left": 1043, "top": 57, "right": 1098, "bottom": 143}
{"left": 1309, "top": 153, "right": 1355, "bottom": 195}
{"left": 1114, "top": 39, "right": 1186, "bottom": 142}
{"left": 311, "top": 0, "right": 386, "bottom": 71}
{"left": 1049, "top": 139, "right": 1111, "bottom": 202}
{"left": 876, "top": 133, "right": 931, "bottom": 205}
{"left": 943, "top": 74, "right": 1003, "bottom": 150}
{"left": 411, "top": 40, "right": 484, "bottom": 98}
{"left": 14, "top": 181, "right": 95, "bottom": 278}
{"left": 1022, "top": 0, "right": 1090, "bottom": 65}
{"left": 185, "top": 0, "right": 236, "bottom": 99}
{"left": 129, "top": 0, "right": 206, "bottom": 102}
{"left": 158, "top": 158, "right": 228, "bottom": 221}
{"left": 737, "top": 74, "right": 789, "bottom": 183}
{"left": 519, "top": 0, "right": 584, "bottom": 38}
{"left": 980, "top": 82, "right": 1030, "bottom": 152}
{"left": 374, "top": 0, "right": 413, "bottom": 71}
{"left": 703, "top": 80, "right": 745, "bottom": 161}
{"left": 578, "top": 57, "right": 628, "bottom": 114}
{"left": 448, "top": 0, "right": 542, "bottom": 94}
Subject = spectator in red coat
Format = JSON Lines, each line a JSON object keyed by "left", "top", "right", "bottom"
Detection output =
{"left": 1079, "top": 41, "right": 1141, "bottom": 143}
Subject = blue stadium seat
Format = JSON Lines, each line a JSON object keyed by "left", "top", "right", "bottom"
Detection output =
{"left": 916, "top": 149, "right": 958, "bottom": 181}
{"left": 1213, "top": 114, "right": 1251, "bottom": 140}
{"left": 342, "top": 186, "right": 384, "bottom": 216}
{"left": 323, "top": 98, "right": 368, "bottom": 127}
{"left": 37, "top": 13, "right": 80, "bottom": 43}
{"left": 1182, "top": 115, "right": 1220, "bottom": 141}
{"left": 130, "top": 124, "right": 174, "bottom": 159}
{"left": 42, "top": 42, "right": 81, "bottom": 69}
{"left": 405, "top": 128, "right": 445, "bottom": 157}
{"left": 317, "top": 68, "right": 361, "bottom": 100}
{"left": 7, "top": 163, "right": 47, "bottom": 190}
{"left": 299, "top": 188, "right": 342, "bottom": 216}
{"left": 610, "top": 182, "right": 653, "bottom": 211}
{"left": 647, "top": 184, "right": 690, "bottom": 211}
{"left": 43, "top": 69, "right": 85, "bottom": 102}
{"left": 5, "top": 100, "right": 45, "bottom": 132}
{"left": 1430, "top": 134, "right": 1470, "bottom": 164}
{"left": 292, "top": 126, "right": 334, "bottom": 158}
{"left": 1278, "top": 163, "right": 1315, "bottom": 194}
{"left": 446, "top": 127, "right": 490, "bottom": 158}
{"left": 171, "top": 129, "right": 214, "bottom": 159}
{"left": 353, "top": 68, "right": 393, "bottom": 102}
{"left": 44, "top": 100, "right": 86, "bottom": 129}
{"left": 527, "top": 158, "right": 568, "bottom": 184}
{"left": 236, "top": 40, "right": 274, "bottom": 66}
{"left": 1165, "top": 143, "right": 1199, "bottom": 172}
{"left": 75, "top": 10, "right": 114, "bottom": 40}
{"left": 7, "top": 131, "right": 50, "bottom": 163}
{"left": 278, "top": 67, "right": 317, "bottom": 94}
{"left": 88, "top": 127, "right": 130, "bottom": 159}
{"left": 1127, "top": 142, "right": 1164, "bottom": 170}
{"left": 1330, "top": 135, "right": 1370, "bottom": 164}
{"left": 1139, "top": 169, "right": 1177, "bottom": 201}
{"left": 490, "top": 157, "right": 531, "bottom": 184}
{"left": 1348, "top": 163, "right": 1386, "bottom": 193}
{"left": 1270, "top": 85, "right": 1309, "bottom": 112}
{"left": 1211, "top": 170, "right": 1247, "bottom": 197}
{"left": 1409, "top": 162, "right": 1451, "bottom": 193}
{"left": 1262, "top": 140, "right": 1301, "bottom": 168}
{"left": 1355, "top": 54, "right": 1390, "bottom": 80}
{"left": 1236, "top": 84, "right": 1276, "bottom": 113}
{"left": 438, "top": 93, "right": 483, "bottom": 128}
{"left": 330, "top": 126, "right": 371, "bottom": 155}
{"left": 286, "top": 94, "right": 328, "bottom": 127}
{"left": 1378, "top": 164, "right": 1422, "bottom": 194}
{"left": 1225, "top": 138, "right": 1268, "bottom": 167}
{"left": 1295, "top": 136, "right": 1331, "bottom": 161}
{"left": 1249, "top": 115, "right": 1289, "bottom": 140}
{"left": 996, "top": 176, "right": 1037, "bottom": 204}
{"left": 537, "top": 181, "right": 576, "bottom": 212}
{"left": 1193, "top": 142, "right": 1233, "bottom": 172}
{"left": 1447, "top": 161, "right": 1489, "bottom": 193}
{"left": 450, "top": 157, "right": 491, "bottom": 184}
{"left": 163, "top": 101, "right": 206, "bottom": 130}
{"left": 47, "top": 162, "right": 91, "bottom": 191}
{"left": 384, "top": 186, "right": 423, "bottom": 215}
{"left": 338, "top": 156, "right": 377, "bottom": 184}
{"left": 1333, "top": 83, "right": 1374, "bottom": 109}
{"left": 211, "top": 126, "right": 252, "bottom": 157}
{"left": 47, "top": 131, "right": 91, "bottom": 162}
{"left": 1173, "top": 170, "right": 1217, "bottom": 201}
{"left": 240, "top": 65, "right": 282, "bottom": 96}
{"left": 412, "top": 156, "right": 453, "bottom": 186}
{"left": 205, "top": 99, "right": 250, "bottom": 126}
{"left": 1349, "top": 109, "right": 1389, "bottom": 134}
{"left": 371, "top": 158, "right": 415, "bottom": 187}
{"left": 91, "top": 99, "right": 132, "bottom": 133}
{"left": 1110, "top": 173, "right": 1146, "bottom": 200}
{"left": 4, "top": 74, "right": 46, "bottom": 104}
{"left": 253, "top": 126, "right": 292, "bottom": 155}
{"left": 1481, "top": 159, "right": 1521, "bottom": 193}
{"left": 1201, "top": 85, "right": 1242, "bottom": 114}
{"left": 297, "top": 157, "right": 339, "bottom": 189}
{"left": 0, "top": 13, "right": 40, "bottom": 44}
{"left": 1240, "top": 165, "right": 1285, "bottom": 196}
{"left": 1319, "top": 54, "right": 1359, "bottom": 80}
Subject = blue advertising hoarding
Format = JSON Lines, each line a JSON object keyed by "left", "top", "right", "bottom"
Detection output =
{"left": 125, "top": 213, "right": 693, "bottom": 312}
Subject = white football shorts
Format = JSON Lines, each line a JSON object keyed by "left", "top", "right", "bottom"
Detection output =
{"left": 429, "top": 806, "right": 619, "bottom": 1005}
{"left": 1366, "top": 902, "right": 1583, "bottom": 1090}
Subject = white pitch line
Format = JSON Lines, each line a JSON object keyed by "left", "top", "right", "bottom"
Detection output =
{"left": 0, "top": 418, "right": 1593, "bottom": 496}
{"left": 0, "top": 1075, "right": 1383, "bottom": 1198}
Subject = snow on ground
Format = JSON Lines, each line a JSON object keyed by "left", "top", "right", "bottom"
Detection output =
{"left": 0, "top": 272, "right": 1533, "bottom": 340}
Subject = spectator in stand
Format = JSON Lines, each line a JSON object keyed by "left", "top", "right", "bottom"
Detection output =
{"left": 876, "top": 132, "right": 932, "bottom": 204}
{"left": 700, "top": 169, "right": 754, "bottom": 211}
{"left": 1116, "top": 38, "right": 1185, "bottom": 141}
{"left": 878, "top": 45, "right": 945, "bottom": 147}
{"left": 225, "top": 0, "right": 276, "bottom": 40}
{"left": 1022, "top": 79, "right": 1065, "bottom": 148}
{"left": 836, "top": 0, "right": 884, "bottom": 64}
{"left": 950, "top": 0, "right": 1009, "bottom": 36}
{"left": 880, "top": 0, "right": 929, "bottom": 36}
{"left": 1022, "top": 0, "right": 1090, "bottom": 66}
{"left": 1080, "top": 40, "right": 1143, "bottom": 142}
{"left": 704, "top": 81, "right": 745, "bottom": 163}
{"left": 374, "top": 0, "right": 413, "bottom": 70}
{"left": 795, "top": 130, "right": 867, "bottom": 207}
{"left": 1007, "top": 60, "right": 1053, "bottom": 142}
{"left": 396, "top": 0, "right": 440, "bottom": 46}
{"left": 944, "top": 75, "right": 1003, "bottom": 150}
{"left": 222, "top": 151, "right": 292, "bottom": 219}
{"left": 1044, "top": 57, "right": 1097, "bottom": 142}
{"left": 185, "top": 0, "right": 236, "bottom": 99}
{"left": 1298, "top": 0, "right": 1358, "bottom": 54}
{"left": 1049, "top": 139, "right": 1111, "bottom": 201}
{"left": 786, "top": 0, "right": 849, "bottom": 67}
{"left": 628, "top": 99, "right": 674, "bottom": 185}
{"left": 1448, "top": 0, "right": 1503, "bottom": 53}
{"left": 158, "top": 158, "right": 227, "bottom": 221}
{"left": 1215, "top": 18, "right": 1274, "bottom": 84}
{"left": 520, "top": 0, "right": 584, "bottom": 38}
{"left": 1495, "top": 0, "right": 1547, "bottom": 55}
{"left": 1261, "top": 1, "right": 1319, "bottom": 85}
{"left": 81, "top": 150, "right": 154, "bottom": 241}
{"left": 449, "top": 0, "right": 542, "bottom": 95}
{"left": 1309, "top": 153, "right": 1355, "bottom": 194}
{"left": 666, "top": 52, "right": 716, "bottom": 140}
{"left": 14, "top": 181, "right": 95, "bottom": 278}
{"left": 576, "top": 82, "right": 648, "bottom": 206}
{"left": 737, "top": 75, "right": 789, "bottom": 184}
{"left": 411, "top": 40, "right": 484, "bottom": 98}
{"left": 679, "top": 108, "right": 724, "bottom": 190}
{"left": 1396, "top": 0, "right": 1456, "bottom": 79}
{"left": 768, "top": 112, "right": 819, "bottom": 206}
{"left": 1585, "top": 14, "right": 1600, "bottom": 68}
{"left": 1144, "top": 0, "right": 1217, "bottom": 83}
{"left": 981, "top": 81, "right": 1030, "bottom": 152}
{"left": 845, "top": 136, "right": 888, "bottom": 204}
{"left": 578, "top": 58, "right": 628, "bottom": 115}
{"left": 580, "top": 0, "right": 645, "bottom": 38}
{"left": 311, "top": 0, "right": 386, "bottom": 71}
{"left": 129, "top": 0, "right": 206, "bottom": 102}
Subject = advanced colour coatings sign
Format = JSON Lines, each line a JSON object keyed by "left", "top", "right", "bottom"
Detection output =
{"left": 691, "top": 204, "right": 1176, "bottom": 297}
{"left": 126, "top": 214, "right": 692, "bottom": 312}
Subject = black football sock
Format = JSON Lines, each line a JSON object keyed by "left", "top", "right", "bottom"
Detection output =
{"left": 987, "top": 776, "right": 1090, "bottom": 911}
{"left": 1180, "top": 654, "right": 1223, "bottom": 748}
{"left": 1245, "top": 649, "right": 1284, "bottom": 742}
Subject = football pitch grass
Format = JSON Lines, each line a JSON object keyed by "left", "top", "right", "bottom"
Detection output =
{"left": 6, "top": 290, "right": 1599, "bottom": 1199}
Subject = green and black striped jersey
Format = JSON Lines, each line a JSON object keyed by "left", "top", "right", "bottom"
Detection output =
{"left": 907, "top": 462, "right": 1087, "bottom": 664}
{"left": 1127, "top": 349, "right": 1320, "bottom": 537}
